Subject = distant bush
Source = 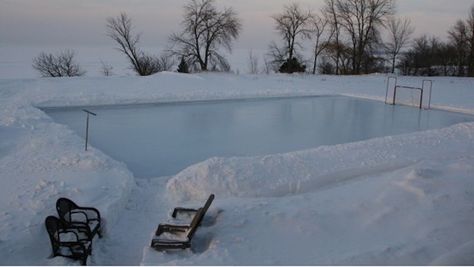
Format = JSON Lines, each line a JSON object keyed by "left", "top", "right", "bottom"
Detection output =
{"left": 32, "top": 50, "right": 85, "bottom": 77}
{"left": 318, "top": 59, "right": 334, "bottom": 74}
{"left": 279, "top": 57, "right": 306, "bottom": 73}
{"left": 177, "top": 57, "right": 189, "bottom": 73}
{"left": 135, "top": 54, "right": 162, "bottom": 76}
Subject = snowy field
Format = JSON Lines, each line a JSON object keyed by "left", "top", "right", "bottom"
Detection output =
{"left": 0, "top": 72, "right": 474, "bottom": 265}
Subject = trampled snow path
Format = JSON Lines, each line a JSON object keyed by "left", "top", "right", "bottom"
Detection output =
{"left": 92, "top": 176, "right": 220, "bottom": 266}
{"left": 92, "top": 178, "right": 170, "bottom": 265}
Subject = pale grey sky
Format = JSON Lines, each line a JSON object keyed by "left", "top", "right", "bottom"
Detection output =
{"left": 1, "top": 0, "right": 473, "bottom": 50}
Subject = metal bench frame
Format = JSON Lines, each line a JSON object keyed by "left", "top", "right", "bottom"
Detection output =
{"left": 151, "top": 194, "right": 215, "bottom": 251}
{"left": 56, "top": 198, "right": 102, "bottom": 240}
{"left": 45, "top": 216, "right": 92, "bottom": 265}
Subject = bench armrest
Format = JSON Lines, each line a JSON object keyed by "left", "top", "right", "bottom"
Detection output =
{"left": 155, "top": 224, "right": 189, "bottom": 236}
{"left": 71, "top": 207, "right": 101, "bottom": 222}
{"left": 171, "top": 207, "right": 198, "bottom": 218}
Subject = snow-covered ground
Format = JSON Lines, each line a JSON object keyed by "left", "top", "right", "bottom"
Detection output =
{"left": 0, "top": 72, "right": 473, "bottom": 265}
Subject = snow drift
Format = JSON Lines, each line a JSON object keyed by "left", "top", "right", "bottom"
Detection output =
{"left": 167, "top": 122, "right": 474, "bottom": 202}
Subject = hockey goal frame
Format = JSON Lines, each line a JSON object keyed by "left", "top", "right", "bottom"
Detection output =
{"left": 385, "top": 77, "right": 433, "bottom": 109}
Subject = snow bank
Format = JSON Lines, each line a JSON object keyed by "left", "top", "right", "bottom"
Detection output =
{"left": 144, "top": 155, "right": 474, "bottom": 265}
{"left": 0, "top": 109, "right": 135, "bottom": 264}
{"left": 0, "top": 80, "right": 136, "bottom": 265}
{"left": 167, "top": 122, "right": 474, "bottom": 202}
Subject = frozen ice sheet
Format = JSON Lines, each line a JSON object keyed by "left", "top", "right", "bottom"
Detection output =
{"left": 44, "top": 96, "right": 474, "bottom": 178}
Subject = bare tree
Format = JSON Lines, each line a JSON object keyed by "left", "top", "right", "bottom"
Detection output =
{"left": 324, "top": 0, "right": 342, "bottom": 74}
{"left": 385, "top": 17, "right": 414, "bottom": 73}
{"left": 466, "top": 5, "right": 474, "bottom": 76}
{"left": 449, "top": 20, "right": 469, "bottom": 76}
{"left": 263, "top": 57, "right": 273, "bottom": 74}
{"left": 310, "top": 13, "right": 332, "bottom": 74}
{"left": 398, "top": 5, "right": 473, "bottom": 78}
{"left": 272, "top": 3, "right": 312, "bottom": 62}
{"left": 322, "top": 41, "right": 353, "bottom": 74}
{"left": 100, "top": 60, "right": 114, "bottom": 76}
{"left": 170, "top": 0, "right": 241, "bottom": 72}
{"left": 157, "top": 54, "right": 176, "bottom": 72}
{"left": 446, "top": 5, "right": 474, "bottom": 77}
{"left": 266, "top": 41, "right": 287, "bottom": 71}
{"left": 32, "top": 50, "right": 85, "bottom": 77}
{"left": 335, "top": 0, "right": 394, "bottom": 74}
{"left": 107, "top": 13, "right": 142, "bottom": 74}
{"left": 107, "top": 13, "right": 163, "bottom": 76}
{"left": 248, "top": 50, "right": 259, "bottom": 74}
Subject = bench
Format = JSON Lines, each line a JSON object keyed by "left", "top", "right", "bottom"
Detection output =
{"left": 56, "top": 198, "right": 102, "bottom": 240}
{"left": 45, "top": 216, "right": 92, "bottom": 265}
{"left": 151, "top": 208, "right": 204, "bottom": 250}
{"left": 151, "top": 194, "right": 215, "bottom": 251}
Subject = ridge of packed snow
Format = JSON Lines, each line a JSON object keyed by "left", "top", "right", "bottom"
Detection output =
{"left": 166, "top": 122, "right": 474, "bottom": 202}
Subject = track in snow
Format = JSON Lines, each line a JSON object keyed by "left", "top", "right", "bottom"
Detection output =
{"left": 92, "top": 177, "right": 170, "bottom": 265}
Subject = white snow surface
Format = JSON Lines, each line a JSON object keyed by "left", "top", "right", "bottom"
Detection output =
{"left": 0, "top": 72, "right": 473, "bottom": 265}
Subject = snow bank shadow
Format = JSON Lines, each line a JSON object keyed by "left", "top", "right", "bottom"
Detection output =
{"left": 153, "top": 233, "right": 214, "bottom": 258}
{"left": 190, "top": 233, "right": 214, "bottom": 253}
{"left": 200, "top": 209, "right": 223, "bottom": 227}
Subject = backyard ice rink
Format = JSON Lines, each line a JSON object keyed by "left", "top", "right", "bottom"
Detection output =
{"left": 0, "top": 72, "right": 474, "bottom": 265}
{"left": 44, "top": 95, "right": 473, "bottom": 178}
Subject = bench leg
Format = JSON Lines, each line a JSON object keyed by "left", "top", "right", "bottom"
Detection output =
{"left": 97, "top": 228, "right": 103, "bottom": 238}
{"left": 80, "top": 255, "right": 88, "bottom": 266}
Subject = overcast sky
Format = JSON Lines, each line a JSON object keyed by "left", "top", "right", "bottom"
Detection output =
{"left": 1, "top": 0, "right": 473, "bottom": 50}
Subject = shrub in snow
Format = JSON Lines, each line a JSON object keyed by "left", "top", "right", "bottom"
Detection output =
{"left": 177, "top": 57, "right": 190, "bottom": 73}
{"left": 279, "top": 57, "right": 306, "bottom": 74}
{"left": 32, "top": 50, "right": 85, "bottom": 77}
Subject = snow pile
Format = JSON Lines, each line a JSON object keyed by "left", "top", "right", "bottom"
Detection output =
{"left": 167, "top": 122, "right": 474, "bottom": 202}
{"left": 0, "top": 119, "right": 134, "bottom": 264}
{"left": 0, "top": 80, "right": 135, "bottom": 265}
{"left": 144, "top": 155, "right": 474, "bottom": 265}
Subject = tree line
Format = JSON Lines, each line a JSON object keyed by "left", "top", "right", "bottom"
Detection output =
{"left": 398, "top": 11, "right": 474, "bottom": 77}
{"left": 32, "top": 0, "right": 474, "bottom": 78}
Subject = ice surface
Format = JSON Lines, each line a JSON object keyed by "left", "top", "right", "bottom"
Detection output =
{"left": 44, "top": 96, "right": 473, "bottom": 178}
